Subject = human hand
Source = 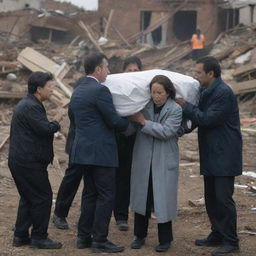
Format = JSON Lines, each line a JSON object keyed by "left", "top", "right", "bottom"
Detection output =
{"left": 175, "top": 98, "right": 187, "bottom": 106}
{"left": 127, "top": 112, "right": 146, "bottom": 125}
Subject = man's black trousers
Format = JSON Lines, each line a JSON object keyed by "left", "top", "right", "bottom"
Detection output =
{"left": 114, "top": 134, "right": 135, "bottom": 222}
{"left": 204, "top": 176, "right": 239, "bottom": 246}
{"left": 9, "top": 161, "right": 52, "bottom": 240}
{"left": 76, "top": 165, "right": 115, "bottom": 242}
{"left": 54, "top": 163, "right": 85, "bottom": 218}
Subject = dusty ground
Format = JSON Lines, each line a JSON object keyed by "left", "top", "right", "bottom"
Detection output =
{"left": 0, "top": 101, "right": 256, "bottom": 256}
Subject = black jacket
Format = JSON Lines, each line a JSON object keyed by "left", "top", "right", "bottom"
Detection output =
{"left": 8, "top": 94, "right": 60, "bottom": 168}
{"left": 183, "top": 77, "right": 242, "bottom": 176}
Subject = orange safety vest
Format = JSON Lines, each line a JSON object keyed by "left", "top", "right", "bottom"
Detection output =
{"left": 191, "top": 34, "right": 205, "bottom": 49}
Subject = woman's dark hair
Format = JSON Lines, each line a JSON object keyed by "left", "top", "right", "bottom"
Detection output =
{"left": 149, "top": 75, "right": 176, "bottom": 99}
{"left": 28, "top": 72, "right": 53, "bottom": 94}
{"left": 84, "top": 53, "right": 107, "bottom": 75}
{"left": 123, "top": 56, "right": 142, "bottom": 71}
{"left": 196, "top": 56, "right": 221, "bottom": 78}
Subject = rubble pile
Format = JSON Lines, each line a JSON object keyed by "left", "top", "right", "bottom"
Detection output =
{"left": 0, "top": 5, "right": 256, "bottom": 163}
{"left": 0, "top": 3, "right": 255, "bottom": 255}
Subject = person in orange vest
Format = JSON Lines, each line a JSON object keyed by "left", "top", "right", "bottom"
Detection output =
{"left": 191, "top": 29, "right": 205, "bottom": 61}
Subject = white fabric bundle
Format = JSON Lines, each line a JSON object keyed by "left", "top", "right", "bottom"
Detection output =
{"left": 103, "top": 69, "right": 200, "bottom": 116}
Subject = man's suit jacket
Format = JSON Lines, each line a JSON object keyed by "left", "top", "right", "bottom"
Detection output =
{"left": 70, "top": 76, "right": 129, "bottom": 168}
{"left": 65, "top": 78, "right": 82, "bottom": 155}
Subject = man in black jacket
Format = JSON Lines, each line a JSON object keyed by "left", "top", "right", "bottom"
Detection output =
{"left": 53, "top": 80, "right": 84, "bottom": 230}
{"left": 176, "top": 56, "right": 242, "bottom": 256}
{"left": 114, "top": 56, "right": 142, "bottom": 231}
{"left": 8, "top": 72, "right": 63, "bottom": 249}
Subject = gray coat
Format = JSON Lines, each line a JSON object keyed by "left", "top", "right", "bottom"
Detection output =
{"left": 130, "top": 98, "right": 182, "bottom": 223}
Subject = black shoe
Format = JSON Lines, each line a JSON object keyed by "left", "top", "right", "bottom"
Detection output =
{"left": 116, "top": 220, "right": 129, "bottom": 231}
{"left": 30, "top": 238, "right": 62, "bottom": 249}
{"left": 131, "top": 237, "right": 145, "bottom": 249}
{"left": 77, "top": 237, "right": 92, "bottom": 249}
{"left": 155, "top": 243, "right": 170, "bottom": 252}
{"left": 13, "top": 236, "right": 30, "bottom": 247}
{"left": 92, "top": 240, "right": 124, "bottom": 253}
{"left": 195, "top": 238, "right": 223, "bottom": 247}
{"left": 212, "top": 245, "right": 240, "bottom": 256}
{"left": 52, "top": 214, "right": 69, "bottom": 229}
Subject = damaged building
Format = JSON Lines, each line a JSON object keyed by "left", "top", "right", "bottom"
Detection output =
{"left": 0, "top": 9, "right": 77, "bottom": 43}
{"left": 99, "top": 0, "right": 256, "bottom": 46}
{"left": 0, "top": 0, "right": 99, "bottom": 44}
{"left": 1, "top": 0, "right": 255, "bottom": 47}
{"left": 0, "top": 0, "right": 41, "bottom": 12}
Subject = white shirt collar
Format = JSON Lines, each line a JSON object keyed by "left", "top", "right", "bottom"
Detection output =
{"left": 87, "top": 75, "right": 99, "bottom": 83}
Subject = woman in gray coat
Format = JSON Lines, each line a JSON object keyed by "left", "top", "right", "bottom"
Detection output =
{"left": 129, "top": 75, "right": 182, "bottom": 252}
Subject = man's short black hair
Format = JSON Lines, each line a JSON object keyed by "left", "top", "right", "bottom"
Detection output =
{"left": 84, "top": 53, "right": 107, "bottom": 75}
{"left": 196, "top": 56, "right": 221, "bottom": 78}
{"left": 123, "top": 56, "right": 142, "bottom": 71}
{"left": 28, "top": 72, "right": 53, "bottom": 94}
{"left": 149, "top": 75, "right": 176, "bottom": 99}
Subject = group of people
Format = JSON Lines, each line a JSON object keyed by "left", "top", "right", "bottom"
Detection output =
{"left": 8, "top": 52, "right": 242, "bottom": 256}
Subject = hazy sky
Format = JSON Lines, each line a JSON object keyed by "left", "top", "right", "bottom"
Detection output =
{"left": 56, "top": 0, "right": 98, "bottom": 10}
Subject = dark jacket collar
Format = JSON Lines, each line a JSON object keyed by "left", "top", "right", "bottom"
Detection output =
{"left": 27, "top": 93, "right": 44, "bottom": 107}
{"left": 201, "top": 77, "right": 222, "bottom": 98}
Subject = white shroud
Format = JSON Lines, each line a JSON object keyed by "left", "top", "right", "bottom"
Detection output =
{"left": 103, "top": 69, "right": 200, "bottom": 116}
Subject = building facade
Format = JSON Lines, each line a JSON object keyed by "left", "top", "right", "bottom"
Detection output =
{"left": 0, "top": 0, "right": 41, "bottom": 12}
{"left": 98, "top": 0, "right": 256, "bottom": 46}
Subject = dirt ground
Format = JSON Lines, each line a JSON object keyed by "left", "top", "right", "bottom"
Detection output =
{"left": 0, "top": 101, "right": 256, "bottom": 256}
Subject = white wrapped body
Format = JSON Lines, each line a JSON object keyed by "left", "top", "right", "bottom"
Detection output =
{"left": 103, "top": 69, "right": 200, "bottom": 116}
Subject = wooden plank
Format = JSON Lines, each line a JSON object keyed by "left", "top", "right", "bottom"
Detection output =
{"left": 229, "top": 79, "right": 256, "bottom": 95}
{"left": 55, "top": 62, "right": 70, "bottom": 81}
{"left": 78, "top": 21, "right": 104, "bottom": 54}
{"left": 241, "top": 128, "right": 256, "bottom": 133}
{"left": 68, "top": 35, "right": 80, "bottom": 48}
{"left": 233, "top": 64, "right": 256, "bottom": 78}
{"left": 0, "top": 135, "right": 9, "bottom": 151}
{"left": 55, "top": 78, "right": 72, "bottom": 98}
{"left": 162, "top": 45, "right": 191, "bottom": 69}
{"left": 0, "top": 61, "right": 20, "bottom": 68}
{"left": 130, "top": 46, "right": 153, "bottom": 56}
{"left": 0, "top": 91, "right": 26, "bottom": 99}
{"left": 104, "top": 9, "right": 114, "bottom": 38}
{"left": 17, "top": 47, "right": 71, "bottom": 100}
{"left": 18, "top": 47, "right": 60, "bottom": 74}
{"left": 0, "top": 68, "right": 19, "bottom": 76}
{"left": 103, "top": 17, "right": 131, "bottom": 47}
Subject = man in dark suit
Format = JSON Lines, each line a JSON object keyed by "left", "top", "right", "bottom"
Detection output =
{"left": 176, "top": 56, "right": 242, "bottom": 256}
{"left": 70, "top": 53, "right": 129, "bottom": 253}
{"left": 8, "top": 72, "right": 63, "bottom": 249}
{"left": 53, "top": 80, "right": 84, "bottom": 230}
{"left": 53, "top": 56, "right": 143, "bottom": 231}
